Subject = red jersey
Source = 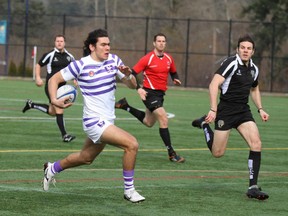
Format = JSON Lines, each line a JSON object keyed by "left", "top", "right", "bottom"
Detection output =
{"left": 133, "top": 51, "right": 177, "bottom": 91}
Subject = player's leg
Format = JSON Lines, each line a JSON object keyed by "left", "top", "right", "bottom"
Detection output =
{"left": 115, "top": 97, "right": 146, "bottom": 123}
{"left": 22, "top": 84, "right": 51, "bottom": 114}
{"left": 53, "top": 105, "right": 75, "bottom": 142}
{"left": 43, "top": 138, "right": 105, "bottom": 191}
{"left": 22, "top": 99, "right": 50, "bottom": 113}
{"left": 192, "top": 115, "right": 230, "bottom": 156}
{"left": 210, "top": 130, "right": 230, "bottom": 157}
{"left": 101, "top": 124, "right": 138, "bottom": 170}
{"left": 142, "top": 108, "right": 157, "bottom": 127}
{"left": 237, "top": 121, "right": 269, "bottom": 200}
{"left": 46, "top": 84, "right": 73, "bottom": 141}
{"left": 151, "top": 107, "right": 184, "bottom": 162}
{"left": 101, "top": 124, "right": 145, "bottom": 203}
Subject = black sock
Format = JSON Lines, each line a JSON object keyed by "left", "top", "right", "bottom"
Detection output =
{"left": 127, "top": 106, "right": 146, "bottom": 123}
{"left": 248, "top": 151, "right": 261, "bottom": 187}
{"left": 159, "top": 128, "right": 174, "bottom": 155}
{"left": 202, "top": 124, "right": 214, "bottom": 152}
{"left": 32, "top": 103, "right": 49, "bottom": 114}
{"left": 56, "top": 114, "right": 67, "bottom": 137}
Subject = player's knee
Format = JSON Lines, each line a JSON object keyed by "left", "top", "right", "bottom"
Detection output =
{"left": 212, "top": 149, "right": 225, "bottom": 158}
{"left": 127, "top": 137, "right": 139, "bottom": 152}
{"left": 78, "top": 153, "right": 95, "bottom": 165}
{"left": 145, "top": 122, "right": 154, "bottom": 128}
{"left": 143, "top": 119, "right": 155, "bottom": 128}
{"left": 83, "top": 160, "right": 93, "bottom": 165}
{"left": 250, "top": 140, "right": 262, "bottom": 151}
{"left": 81, "top": 156, "right": 94, "bottom": 165}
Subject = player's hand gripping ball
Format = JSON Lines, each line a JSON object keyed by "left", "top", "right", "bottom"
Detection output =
{"left": 57, "top": 84, "right": 77, "bottom": 104}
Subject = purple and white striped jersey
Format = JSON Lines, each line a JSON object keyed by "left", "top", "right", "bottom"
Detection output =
{"left": 61, "top": 54, "right": 125, "bottom": 123}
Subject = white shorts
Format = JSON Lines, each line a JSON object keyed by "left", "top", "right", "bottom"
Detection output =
{"left": 83, "top": 117, "right": 113, "bottom": 144}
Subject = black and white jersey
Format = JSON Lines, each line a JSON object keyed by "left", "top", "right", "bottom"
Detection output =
{"left": 216, "top": 54, "right": 259, "bottom": 104}
{"left": 38, "top": 48, "right": 74, "bottom": 82}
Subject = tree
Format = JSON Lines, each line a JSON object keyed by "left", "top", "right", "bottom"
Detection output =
{"left": 242, "top": 0, "right": 288, "bottom": 56}
{"left": 242, "top": 0, "right": 288, "bottom": 92}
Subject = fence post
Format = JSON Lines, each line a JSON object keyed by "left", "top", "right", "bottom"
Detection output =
{"left": 269, "top": 22, "right": 276, "bottom": 92}
{"left": 184, "top": 18, "right": 190, "bottom": 87}
{"left": 63, "top": 14, "right": 66, "bottom": 35}
{"left": 23, "top": 0, "right": 29, "bottom": 77}
{"left": 5, "top": 0, "right": 11, "bottom": 76}
{"left": 228, "top": 19, "right": 232, "bottom": 56}
{"left": 105, "top": 14, "right": 108, "bottom": 30}
{"left": 144, "top": 16, "right": 149, "bottom": 54}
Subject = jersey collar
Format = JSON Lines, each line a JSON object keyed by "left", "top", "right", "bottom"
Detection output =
{"left": 236, "top": 53, "right": 253, "bottom": 67}
{"left": 54, "top": 47, "right": 67, "bottom": 53}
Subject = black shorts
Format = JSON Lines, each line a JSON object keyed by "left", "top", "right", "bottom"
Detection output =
{"left": 214, "top": 101, "right": 255, "bottom": 130}
{"left": 142, "top": 88, "right": 165, "bottom": 112}
{"left": 45, "top": 81, "right": 66, "bottom": 103}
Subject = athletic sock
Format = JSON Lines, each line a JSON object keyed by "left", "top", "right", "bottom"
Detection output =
{"left": 202, "top": 124, "right": 214, "bottom": 152}
{"left": 123, "top": 170, "right": 135, "bottom": 191}
{"left": 248, "top": 151, "right": 261, "bottom": 187}
{"left": 127, "top": 106, "right": 146, "bottom": 123}
{"left": 159, "top": 128, "right": 175, "bottom": 155}
{"left": 51, "top": 160, "right": 63, "bottom": 174}
{"left": 56, "top": 114, "right": 67, "bottom": 137}
{"left": 32, "top": 103, "right": 49, "bottom": 114}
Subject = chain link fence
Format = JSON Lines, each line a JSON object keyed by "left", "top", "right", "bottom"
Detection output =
{"left": 0, "top": 14, "right": 287, "bottom": 92}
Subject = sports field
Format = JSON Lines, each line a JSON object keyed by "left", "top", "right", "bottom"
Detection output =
{"left": 0, "top": 78, "right": 287, "bottom": 216}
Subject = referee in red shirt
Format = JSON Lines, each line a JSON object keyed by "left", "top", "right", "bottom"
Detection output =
{"left": 116, "top": 33, "right": 184, "bottom": 162}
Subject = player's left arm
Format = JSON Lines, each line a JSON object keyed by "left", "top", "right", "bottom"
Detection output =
{"left": 118, "top": 65, "right": 137, "bottom": 89}
{"left": 170, "top": 72, "right": 181, "bottom": 86}
{"left": 250, "top": 85, "right": 269, "bottom": 122}
{"left": 169, "top": 57, "right": 181, "bottom": 86}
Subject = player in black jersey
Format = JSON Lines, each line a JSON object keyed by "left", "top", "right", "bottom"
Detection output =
{"left": 22, "top": 35, "right": 76, "bottom": 142}
{"left": 192, "top": 34, "right": 270, "bottom": 200}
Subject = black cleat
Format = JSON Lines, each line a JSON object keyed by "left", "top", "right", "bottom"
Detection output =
{"left": 115, "top": 97, "right": 129, "bottom": 110}
{"left": 22, "top": 99, "right": 33, "bottom": 113}
{"left": 63, "top": 134, "right": 76, "bottom": 142}
{"left": 191, "top": 115, "right": 207, "bottom": 129}
{"left": 246, "top": 186, "right": 269, "bottom": 200}
{"left": 169, "top": 152, "right": 185, "bottom": 163}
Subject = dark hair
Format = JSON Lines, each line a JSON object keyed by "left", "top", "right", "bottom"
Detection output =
{"left": 237, "top": 34, "right": 255, "bottom": 49}
{"left": 153, "top": 33, "right": 167, "bottom": 42}
{"left": 54, "top": 34, "right": 66, "bottom": 41}
{"left": 83, "top": 29, "right": 109, "bottom": 56}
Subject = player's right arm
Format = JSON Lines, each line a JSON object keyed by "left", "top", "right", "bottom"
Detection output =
{"left": 35, "top": 63, "right": 44, "bottom": 87}
{"left": 35, "top": 51, "right": 51, "bottom": 87}
{"left": 48, "top": 71, "right": 72, "bottom": 109}
{"left": 206, "top": 74, "right": 224, "bottom": 123}
{"left": 133, "top": 56, "right": 149, "bottom": 100}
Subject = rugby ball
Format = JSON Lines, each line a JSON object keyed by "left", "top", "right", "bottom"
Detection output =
{"left": 57, "top": 84, "right": 77, "bottom": 103}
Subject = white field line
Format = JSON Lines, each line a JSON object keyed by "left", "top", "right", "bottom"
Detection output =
{"left": 0, "top": 97, "right": 175, "bottom": 119}
{"left": 0, "top": 116, "right": 135, "bottom": 121}
{"left": 0, "top": 168, "right": 287, "bottom": 175}
{"left": 0, "top": 147, "right": 287, "bottom": 154}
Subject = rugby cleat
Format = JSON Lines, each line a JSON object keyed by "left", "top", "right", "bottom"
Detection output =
{"left": 63, "top": 134, "right": 76, "bottom": 142}
{"left": 22, "top": 99, "right": 33, "bottom": 113}
{"left": 124, "top": 189, "right": 145, "bottom": 203}
{"left": 115, "top": 97, "right": 129, "bottom": 110}
{"left": 246, "top": 185, "right": 269, "bottom": 200}
{"left": 169, "top": 152, "right": 185, "bottom": 163}
{"left": 42, "top": 162, "right": 56, "bottom": 191}
{"left": 191, "top": 115, "right": 207, "bottom": 129}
